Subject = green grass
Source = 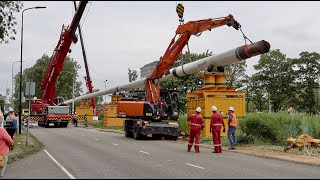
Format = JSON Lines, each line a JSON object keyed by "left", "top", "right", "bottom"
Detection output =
{"left": 104, "top": 126, "right": 124, "bottom": 130}
{"left": 85, "top": 121, "right": 124, "bottom": 130}
{"left": 238, "top": 112, "right": 320, "bottom": 146}
{"left": 86, "top": 120, "right": 103, "bottom": 128}
{"left": 8, "top": 128, "right": 44, "bottom": 164}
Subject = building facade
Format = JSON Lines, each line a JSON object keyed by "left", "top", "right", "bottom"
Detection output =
{"left": 140, "top": 61, "right": 159, "bottom": 79}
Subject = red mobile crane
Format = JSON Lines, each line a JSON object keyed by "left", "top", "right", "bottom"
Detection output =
{"left": 118, "top": 7, "right": 241, "bottom": 140}
{"left": 32, "top": 1, "right": 88, "bottom": 127}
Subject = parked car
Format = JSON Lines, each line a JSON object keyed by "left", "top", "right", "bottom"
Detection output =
{"left": 24, "top": 120, "right": 37, "bottom": 128}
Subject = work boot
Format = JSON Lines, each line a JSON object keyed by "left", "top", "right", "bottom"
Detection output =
{"left": 212, "top": 151, "right": 219, "bottom": 153}
{"left": 195, "top": 151, "right": 200, "bottom": 153}
{"left": 187, "top": 149, "right": 190, "bottom": 152}
{"left": 228, "top": 147, "right": 235, "bottom": 150}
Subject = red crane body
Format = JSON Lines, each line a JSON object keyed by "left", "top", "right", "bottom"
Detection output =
{"left": 32, "top": 1, "right": 88, "bottom": 115}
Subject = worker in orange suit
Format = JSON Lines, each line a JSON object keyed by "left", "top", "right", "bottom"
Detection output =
{"left": 187, "top": 107, "right": 204, "bottom": 153}
{"left": 210, "top": 106, "right": 225, "bottom": 153}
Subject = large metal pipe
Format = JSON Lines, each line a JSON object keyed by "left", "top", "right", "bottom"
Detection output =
{"left": 63, "top": 40, "right": 270, "bottom": 104}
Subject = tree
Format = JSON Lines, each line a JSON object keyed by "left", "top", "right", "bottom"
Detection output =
{"left": 292, "top": 51, "right": 320, "bottom": 114}
{"left": 13, "top": 54, "right": 82, "bottom": 110}
{"left": 160, "top": 50, "right": 212, "bottom": 113}
{"left": 252, "top": 49, "right": 295, "bottom": 112}
{"left": 247, "top": 74, "right": 268, "bottom": 111}
{"left": 92, "top": 88, "right": 104, "bottom": 109}
{"left": 0, "top": 1, "right": 23, "bottom": 43}
{"left": 128, "top": 68, "right": 138, "bottom": 82}
{"left": 224, "top": 60, "right": 248, "bottom": 90}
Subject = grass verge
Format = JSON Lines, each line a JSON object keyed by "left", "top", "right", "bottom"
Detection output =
{"left": 8, "top": 127, "right": 44, "bottom": 164}
{"left": 85, "top": 120, "right": 124, "bottom": 131}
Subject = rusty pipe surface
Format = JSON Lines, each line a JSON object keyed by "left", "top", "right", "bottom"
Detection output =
{"left": 63, "top": 40, "right": 270, "bottom": 104}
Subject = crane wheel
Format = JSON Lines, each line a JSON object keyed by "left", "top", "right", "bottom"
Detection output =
{"left": 172, "top": 136, "right": 178, "bottom": 141}
{"left": 125, "top": 126, "right": 133, "bottom": 138}
{"left": 133, "top": 127, "right": 141, "bottom": 140}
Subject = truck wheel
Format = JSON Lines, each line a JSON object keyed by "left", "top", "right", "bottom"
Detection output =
{"left": 133, "top": 127, "right": 141, "bottom": 140}
{"left": 172, "top": 136, "right": 178, "bottom": 141}
{"left": 164, "top": 135, "right": 171, "bottom": 140}
{"left": 152, "top": 134, "right": 163, "bottom": 140}
{"left": 125, "top": 126, "right": 133, "bottom": 138}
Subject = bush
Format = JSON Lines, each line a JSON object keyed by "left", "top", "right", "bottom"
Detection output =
{"left": 178, "top": 114, "right": 188, "bottom": 132}
{"left": 239, "top": 113, "right": 320, "bottom": 145}
{"left": 98, "top": 113, "right": 104, "bottom": 120}
{"left": 237, "top": 133, "right": 256, "bottom": 145}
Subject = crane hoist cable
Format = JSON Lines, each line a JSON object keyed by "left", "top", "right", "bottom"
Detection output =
{"left": 239, "top": 27, "right": 254, "bottom": 58}
{"left": 80, "top": 1, "right": 92, "bottom": 29}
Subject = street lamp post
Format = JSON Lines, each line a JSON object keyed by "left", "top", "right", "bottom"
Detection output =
{"left": 103, "top": 80, "right": 107, "bottom": 103}
{"left": 65, "top": 71, "right": 75, "bottom": 113}
{"left": 19, "top": 6, "right": 46, "bottom": 134}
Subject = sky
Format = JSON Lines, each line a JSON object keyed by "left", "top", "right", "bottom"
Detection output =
{"left": 0, "top": 1, "right": 319, "bottom": 102}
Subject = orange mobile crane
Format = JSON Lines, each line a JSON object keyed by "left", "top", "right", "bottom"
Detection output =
{"left": 118, "top": 4, "right": 241, "bottom": 140}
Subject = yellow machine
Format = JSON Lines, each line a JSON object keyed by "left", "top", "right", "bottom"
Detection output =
{"left": 187, "top": 72, "right": 246, "bottom": 137}
{"left": 284, "top": 134, "right": 320, "bottom": 152}
{"left": 76, "top": 99, "right": 94, "bottom": 123}
{"left": 103, "top": 95, "right": 123, "bottom": 127}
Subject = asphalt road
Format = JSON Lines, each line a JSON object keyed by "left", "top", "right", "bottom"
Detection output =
{"left": 3, "top": 126, "right": 320, "bottom": 179}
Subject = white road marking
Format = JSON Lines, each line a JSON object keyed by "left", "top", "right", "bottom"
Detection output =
{"left": 186, "top": 163, "right": 205, "bottom": 169}
{"left": 139, "top": 151, "right": 150, "bottom": 155}
{"left": 155, "top": 165, "right": 162, "bottom": 167}
{"left": 44, "top": 149, "right": 76, "bottom": 179}
{"left": 81, "top": 135, "right": 85, "bottom": 136}
{"left": 112, "top": 143, "right": 119, "bottom": 146}
{"left": 95, "top": 138, "right": 99, "bottom": 140}
{"left": 167, "top": 160, "right": 172, "bottom": 161}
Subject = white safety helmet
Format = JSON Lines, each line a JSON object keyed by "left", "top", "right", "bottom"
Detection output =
{"left": 228, "top": 107, "right": 235, "bottom": 112}
{"left": 211, "top": 106, "right": 217, "bottom": 112}
{"left": 8, "top": 107, "right": 14, "bottom": 112}
{"left": 196, "top": 107, "right": 201, "bottom": 113}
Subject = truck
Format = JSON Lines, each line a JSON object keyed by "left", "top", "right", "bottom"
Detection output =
{"left": 118, "top": 4, "right": 241, "bottom": 140}
{"left": 31, "top": 1, "right": 88, "bottom": 128}
{"left": 37, "top": 103, "right": 71, "bottom": 127}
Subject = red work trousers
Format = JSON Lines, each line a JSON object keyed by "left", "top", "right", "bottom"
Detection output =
{"left": 212, "top": 127, "right": 222, "bottom": 153}
{"left": 188, "top": 129, "right": 201, "bottom": 152}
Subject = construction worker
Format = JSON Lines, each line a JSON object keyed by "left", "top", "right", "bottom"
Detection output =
{"left": 187, "top": 107, "right": 204, "bottom": 153}
{"left": 227, "top": 106, "right": 237, "bottom": 150}
{"left": 210, "top": 106, "right": 225, "bottom": 153}
{"left": 72, "top": 112, "right": 78, "bottom": 127}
